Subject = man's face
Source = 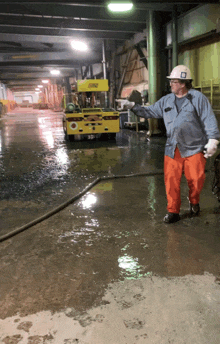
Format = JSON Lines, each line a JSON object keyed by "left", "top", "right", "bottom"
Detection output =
{"left": 169, "top": 79, "right": 185, "bottom": 95}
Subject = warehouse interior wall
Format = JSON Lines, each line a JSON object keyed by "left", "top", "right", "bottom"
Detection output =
{"left": 179, "top": 41, "right": 220, "bottom": 87}
{"left": 178, "top": 39, "right": 220, "bottom": 129}
{"left": 166, "top": 4, "right": 220, "bottom": 46}
{"left": 166, "top": 3, "right": 220, "bottom": 93}
{"left": 177, "top": 4, "right": 220, "bottom": 44}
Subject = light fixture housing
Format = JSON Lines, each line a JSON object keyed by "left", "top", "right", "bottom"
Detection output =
{"left": 50, "top": 69, "right": 60, "bottom": 76}
{"left": 70, "top": 40, "right": 88, "bottom": 52}
{"left": 107, "top": 2, "right": 133, "bottom": 12}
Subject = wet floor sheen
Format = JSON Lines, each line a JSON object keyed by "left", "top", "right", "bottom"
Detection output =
{"left": 0, "top": 108, "right": 165, "bottom": 234}
{"left": 0, "top": 108, "right": 220, "bottom": 319}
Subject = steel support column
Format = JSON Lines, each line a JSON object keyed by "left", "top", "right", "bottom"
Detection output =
{"left": 148, "top": 10, "right": 157, "bottom": 105}
{"left": 147, "top": 10, "right": 161, "bottom": 136}
{"left": 102, "top": 39, "right": 109, "bottom": 108}
{"left": 65, "top": 76, "right": 72, "bottom": 104}
{"left": 172, "top": 5, "right": 178, "bottom": 68}
{"left": 109, "top": 41, "right": 116, "bottom": 109}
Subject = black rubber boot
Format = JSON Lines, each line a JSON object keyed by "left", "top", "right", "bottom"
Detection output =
{"left": 163, "top": 212, "right": 180, "bottom": 223}
{"left": 189, "top": 203, "right": 200, "bottom": 216}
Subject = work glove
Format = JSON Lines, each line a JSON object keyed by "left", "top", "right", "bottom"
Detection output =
{"left": 115, "top": 99, "right": 135, "bottom": 110}
{"left": 203, "top": 139, "right": 219, "bottom": 158}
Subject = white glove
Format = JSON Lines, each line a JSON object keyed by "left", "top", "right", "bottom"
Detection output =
{"left": 203, "top": 139, "right": 219, "bottom": 158}
{"left": 115, "top": 99, "right": 135, "bottom": 110}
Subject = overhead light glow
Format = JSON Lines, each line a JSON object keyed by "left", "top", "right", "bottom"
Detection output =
{"left": 38, "top": 85, "right": 43, "bottom": 88}
{"left": 108, "top": 2, "right": 133, "bottom": 12}
{"left": 42, "top": 80, "right": 49, "bottom": 84}
{"left": 50, "top": 69, "right": 60, "bottom": 76}
{"left": 35, "top": 88, "right": 40, "bottom": 90}
{"left": 70, "top": 40, "right": 88, "bottom": 52}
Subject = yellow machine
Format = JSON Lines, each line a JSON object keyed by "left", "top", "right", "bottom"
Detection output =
{"left": 63, "top": 79, "right": 120, "bottom": 140}
{"left": 0, "top": 99, "right": 17, "bottom": 115}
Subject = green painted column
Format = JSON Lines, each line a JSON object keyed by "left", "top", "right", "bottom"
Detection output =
{"left": 172, "top": 5, "right": 178, "bottom": 68}
{"left": 147, "top": 10, "right": 161, "bottom": 135}
{"left": 148, "top": 10, "right": 157, "bottom": 104}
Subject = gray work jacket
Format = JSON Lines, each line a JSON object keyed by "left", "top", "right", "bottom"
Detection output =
{"left": 132, "top": 89, "right": 220, "bottom": 158}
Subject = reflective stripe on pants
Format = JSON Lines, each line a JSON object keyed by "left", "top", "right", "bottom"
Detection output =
{"left": 164, "top": 147, "right": 206, "bottom": 213}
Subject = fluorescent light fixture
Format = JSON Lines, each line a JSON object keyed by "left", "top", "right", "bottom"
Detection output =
{"left": 70, "top": 40, "right": 88, "bottom": 52}
{"left": 35, "top": 88, "right": 40, "bottom": 90}
{"left": 50, "top": 69, "right": 60, "bottom": 76}
{"left": 38, "top": 85, "right": 43, "bottom": 88}
{"left": 42, "top": 80, "right": 49, "bottom": 84}
{"left": 108, "top": 2, "right": 133, "bottom": 12}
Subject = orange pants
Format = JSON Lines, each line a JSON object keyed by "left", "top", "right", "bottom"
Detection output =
{"left": 164, "top": 147, "right": 206, "bottom": 213}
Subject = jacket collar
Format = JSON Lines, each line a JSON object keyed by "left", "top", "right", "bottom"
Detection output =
{"left": 166, "top": 90, "right": 193, "bottom": 109}
{"left": 181, "top": 90, "right": 194, "bottom": 110}
{"left": 166, "top": 93, "right": 175, "bottom": 108}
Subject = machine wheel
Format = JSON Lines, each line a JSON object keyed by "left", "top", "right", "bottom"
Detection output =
{"left": 109, "top": 133, "right": 116, "bottom": 140}
{"left": 63, "top": 118, "right": 69, "bottom": 140}
{"left": 65, "top": 131, "right": 70, "bottom": 141}
{"left": 100, "top": 133, "right": 116, "bottom": 140}
{"left": 100, "top": 133, "right": 109, "bottom": 141}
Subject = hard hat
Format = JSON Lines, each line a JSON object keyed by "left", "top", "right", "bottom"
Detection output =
{"left": 167, "top": 65, "right": 192, "bottom": 80}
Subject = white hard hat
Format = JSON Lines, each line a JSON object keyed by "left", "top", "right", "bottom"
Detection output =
{"left": 167, "top": 65, "right": 192, "bottom": 80}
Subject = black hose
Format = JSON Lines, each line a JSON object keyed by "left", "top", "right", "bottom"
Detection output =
{"left": 0, "top": 171, "right": 164, "bottom": 243}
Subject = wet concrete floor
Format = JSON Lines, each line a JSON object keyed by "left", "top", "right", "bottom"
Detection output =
{"left": 0, "top": 108, "right": 220, "bottom": 343}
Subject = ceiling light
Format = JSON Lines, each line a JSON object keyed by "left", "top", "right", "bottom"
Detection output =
{"left": 38, "top": 85, "right": 43, "bottom": 88}
{"left": 50, "top": 69, "right": 60, "bottom": 76}
{"left": 35, "top": 88, "right": 40, "bottom": 90}
{"left": 108, "top": 2, "right": 133, "bottom": 12}
{"left": 70, "top": 40, "right": 88, "bottom": 52}
{"left": 42, "top": 80, "right": 49, "bottom": 84}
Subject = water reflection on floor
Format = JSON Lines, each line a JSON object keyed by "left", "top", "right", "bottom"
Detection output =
{"left": 0, "top": 108, "right": 220, "bottom": 320}
{"left": 0, "top": 108, "right": 165, "bottom": 233}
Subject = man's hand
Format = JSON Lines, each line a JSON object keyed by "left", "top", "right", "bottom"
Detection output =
{"left": 115, "top": 99, "right": 135, "bottom": 110}
{"left": 204, "top": 139, "right": 219, "bottom": 158}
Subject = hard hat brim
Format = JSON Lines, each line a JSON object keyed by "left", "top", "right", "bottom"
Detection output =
{"left": 166, "top": 76, "right": 193, "bottom": 80}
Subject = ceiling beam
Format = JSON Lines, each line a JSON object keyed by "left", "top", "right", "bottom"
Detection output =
{"left": 0, "top": 59, "right": 99, "bottom": 67}
{"left": 0, "top": 26, "right": 132, "bottom": 40}
{"left": 0, "top": 1, "right": 216, "bottom": 6}
{"left": 0, "top": 32, "right": 130, "bottom": 45}
{"left": 0, "top": 2, "right": 150, "bottom": 21}
{"left": 0, "top": 15, "right": 145, "bottom": 33}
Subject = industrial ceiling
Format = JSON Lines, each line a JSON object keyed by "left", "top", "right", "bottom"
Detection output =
{"left": 0, "top": 0, "right": 216, "bottom": 92}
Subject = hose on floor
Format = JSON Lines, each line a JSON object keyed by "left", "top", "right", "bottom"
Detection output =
{"left": 0, "top": 171, "right": 164, "bottom": 243}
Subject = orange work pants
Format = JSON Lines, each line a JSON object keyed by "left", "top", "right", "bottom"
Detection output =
{"left": 164, "top": 147, "right": 206, "bottom": 213}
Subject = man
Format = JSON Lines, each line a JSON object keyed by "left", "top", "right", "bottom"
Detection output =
{"left": 118, "top": 65, "right": 220, "bottom": 223}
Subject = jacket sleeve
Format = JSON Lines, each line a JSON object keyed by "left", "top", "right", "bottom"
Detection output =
{"left": 197, "top": 93, "right": 220, "bottom": 140}
{"left": 132, "top": 97, "right": 165, "bottom": 119}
